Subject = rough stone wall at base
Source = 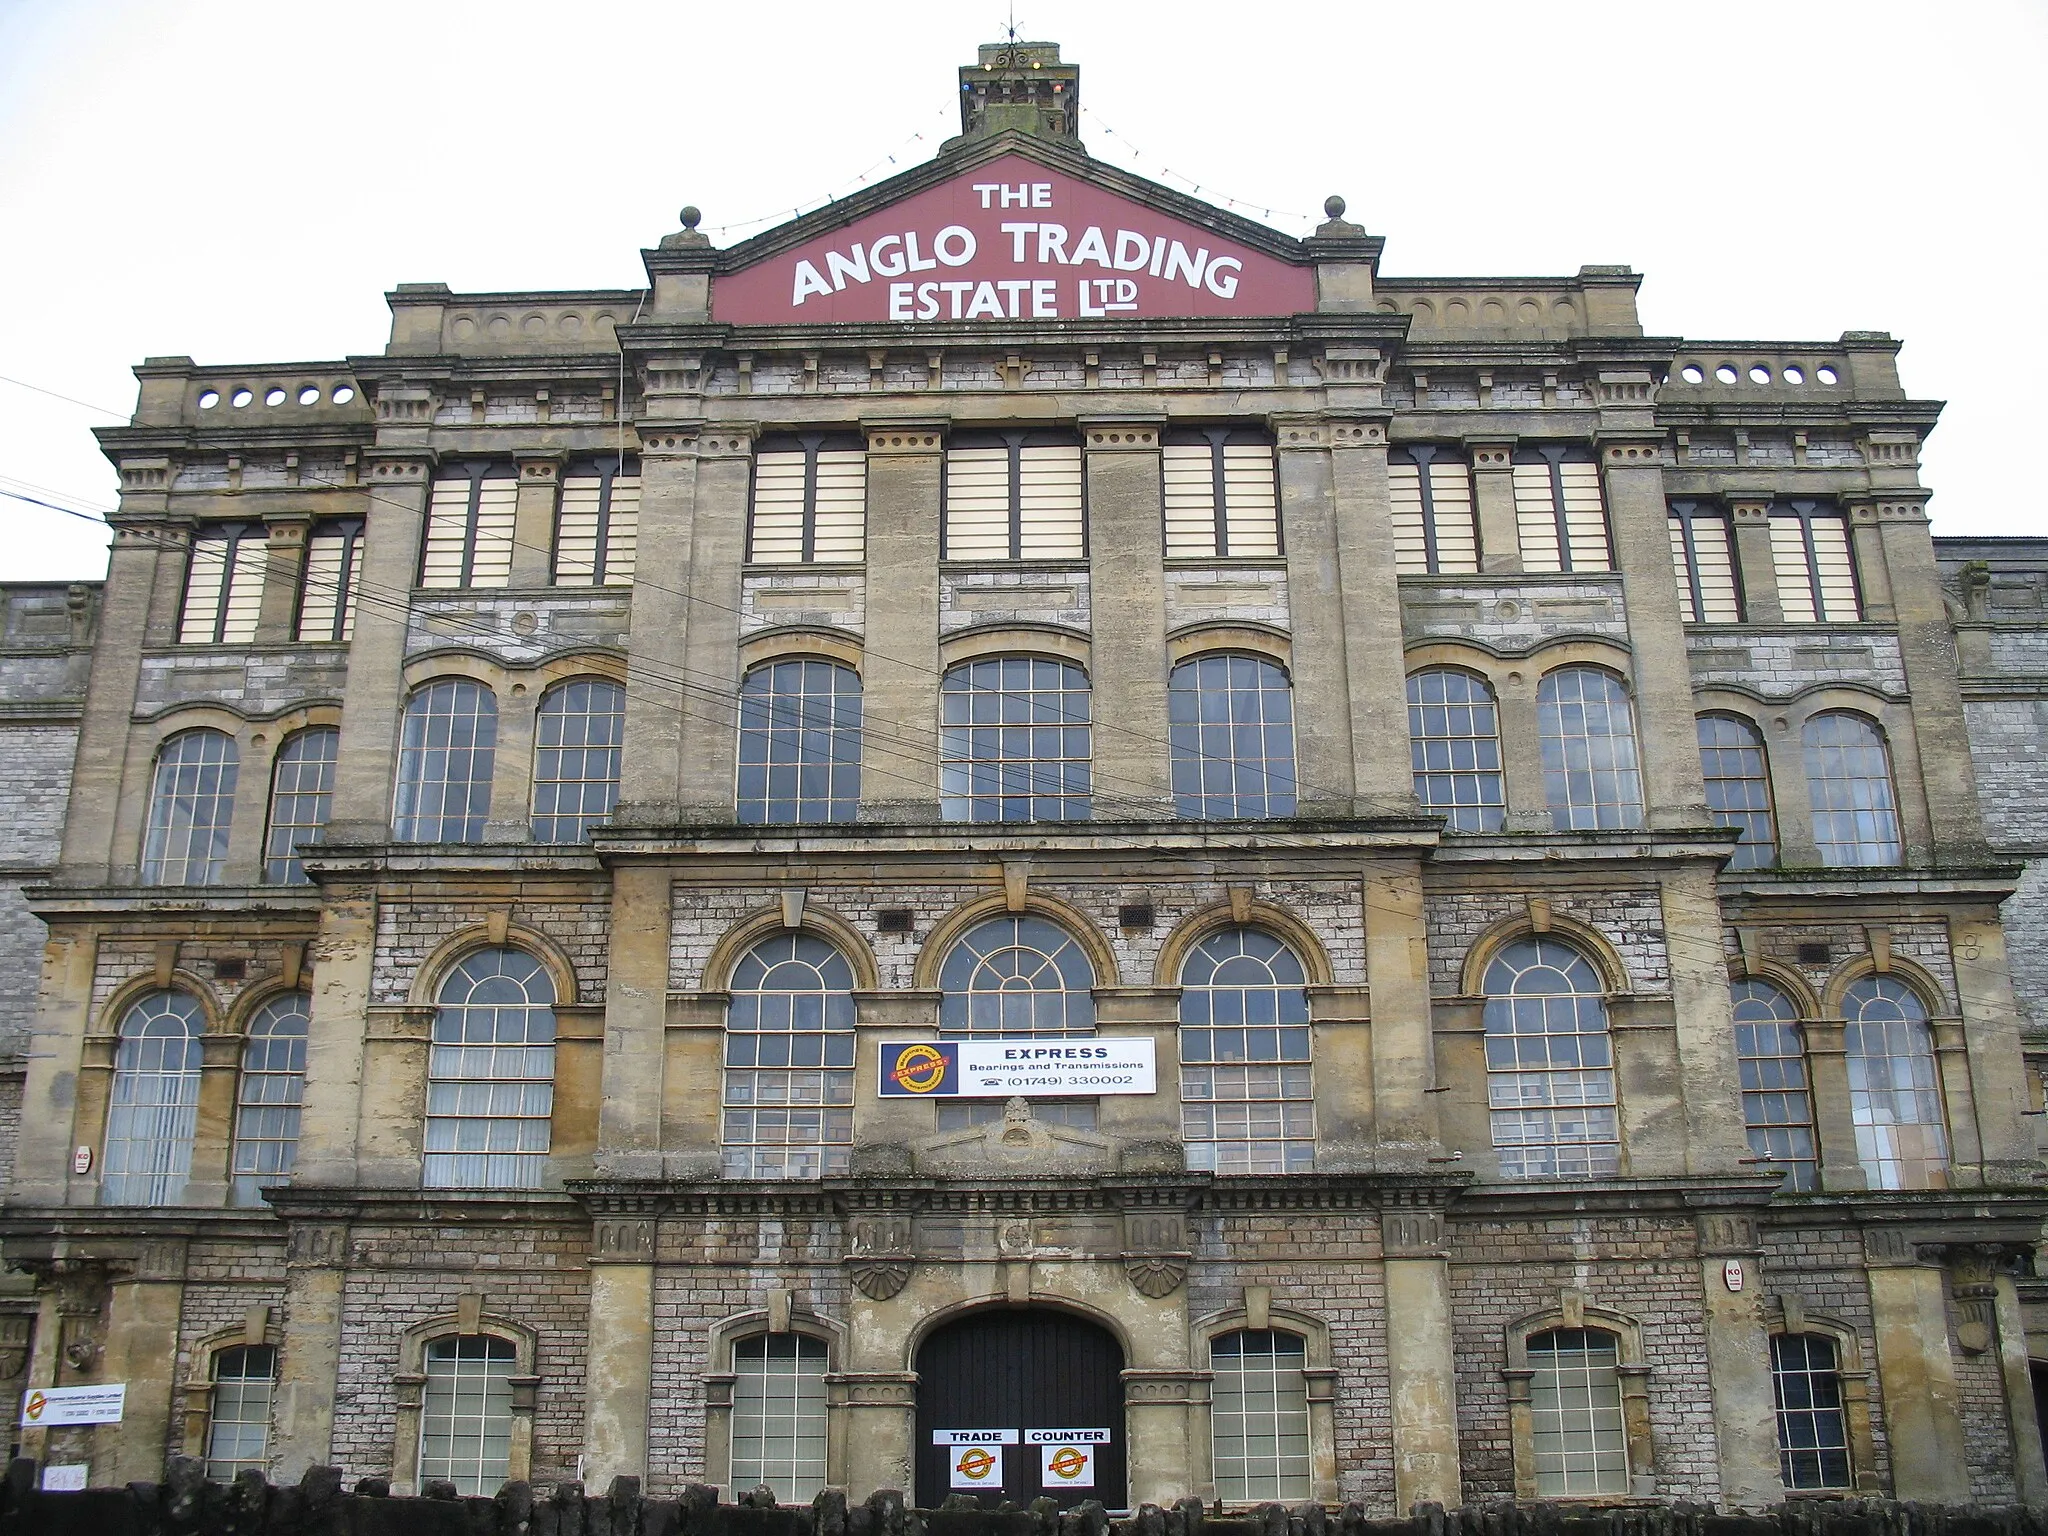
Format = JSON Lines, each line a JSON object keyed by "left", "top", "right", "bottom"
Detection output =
{"left": 2000, "top": 862, "right": 2048, "bottom": 1032}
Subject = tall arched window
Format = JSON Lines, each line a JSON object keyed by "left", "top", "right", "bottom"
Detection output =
{"left": 1483, "top": 938, "right": 1619, "bottom": 1178}
{"left": 1209, "top": 1329, "right": 1312, "bottom": 1503}
{"left": 1537, "top": 668, "right": 1642, "bottom": 830}
{"left": 141, "top": 729, "right": 239, "bottom": 885}
{"left": 1168, "top": 655, "right": 1297, "bottom": 819}
{"left": 395, "top": 680, "right": 498, "bottom": 843}
{"left": 101, "top": 990, "right": 205, "bottom": 1205}
{"left": 1407, "top": 669, "right": 1505, "bottom": 831}
{"left": 1526, "top": 1328, "right": 1629, "bottom": 1496}
{"left": 204, "top": 1344, "right": 277, "bottom": 1481}
{"left": 530, "top": 678, "right": 625, "bottom": 843}
{"left": 737, "top": 659, "right": 863, "bottom": 824}
{"left": 232, "top": 993, "right": 310, "bottom": 1206}
{"left": 730, "top": 1334, "right": 830, "bottom": 1501}
{"left": 939, "top": 916, "right": 1096, "bottom": 1036}
{"left": 425, "top": 950, "right": 556, "bottom": 1190}
{"left": 940, "top": 657, "right": 1091, "bottom": 823}
{"left": 1698, "top": 714, "right": 1776, "bottom": 869}
{"left": 419, "top": 1335, "right": 518, "bottom": 1495}
{"left": 723, "top": 934, "right": 856, "bottom": 1179}
{"left": 1731, "top": 980, "right": 1817, "bottom": 1192}
{"left": 1842, "top": 976, "right": 1948, "bottom": 1189}
{"left": 1772, "top": 1334, "right": 1853, "bottom": 1490}
{"left": 1179, "top": 930, "right": 1313, "bottom": 1173}
{"left": 264, "top": 726, "right": 339, "bottom": 884}
{"left": 1803, "top": 713, "right": 1901, "bottom": 867}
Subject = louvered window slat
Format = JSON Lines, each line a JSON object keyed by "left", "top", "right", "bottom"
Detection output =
{"left": 297, "top": 526, "right": 362, "bottom": 641}
{"left": 601, "top": 480, "right": 639, "bottom": 583}
{"left": 943, "top": 446, "right": 1021, "bottom": 560}
{"left": 180, "top": 527, "right": 266, "bottom": 644}
{"left": 1513, "top": 452, "right": 1611, "bottom": 573}
{"left": 553, "top": 472, "right": 640, "bottom": 586}
{"left": 1218, "top": 443, "right": 1280, "bottom": 555}
{"left": 1162, "top": 444, "right": 1219, "bottom": 556}
{"left": 748, "top": 444, "right": 866, "bottom": 565}
{"left": 1668, "top": 508, "right": 1741, "bottom": 623}
{"left": 1809, "top": 516, "right": 1859, "bottom": 620}
{"left": 1512, "top": 463, "right": 1565, "bottom": 571}
{"left": 421, "top": 472, "right": 517, "bottom": 588}
{"left": 1016, "top": 444, "right": 1085, "bottom": 559}
{"left": 748, "top": 454, "right": 811, "bottom": 563}
{"left": 1559, "top": 463, "right": 1612, "bottom": 569}
{"left": 1769, "top": 506, "right": 1859, "bottom": 623}
{"left": 1161, "top": 438, "right": 1279, "bottom": 557}
{"left": 1391, "top": 451, "right": 1478, "bottom": 574}
{"left": 809, "top": 451, "right": 866, "bottom": 562}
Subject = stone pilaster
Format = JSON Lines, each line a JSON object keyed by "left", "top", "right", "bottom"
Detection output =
{"left": 1381, "top": 1197, "right": 1461, "bottom": 1509}
{"left": 255, "top": 514, "right": 311, "bottom": 643}
{"left": 675, "top": 426, "right": 755, "bottom": 820}
{"left": 1950, "top": 905, "right": 2041, "bottom": 1182}
{"left": 510, "top": 453, "right": 563, "bottom": 587}
{"left": 859, "top": 422, "right": 946, "bottom": 821}
{"left": 271, "top": 1217, "right": 350, "bottom": 1480}
{"left": 1694, "top": 1212, "right": 1781, "bottom": 1508}
{"left": 1328, "top": 416, "right": 1412, "bottom": 814}
{"left": 1800, "top": 1016, "right": 1869, "bottom": 1192}
{"left": 1272, "top": 418, "right": 1353, "bottom": 808}
{"left": 1863, "top": 1226, "right": 1970, "bottom": 1501}
{"left": 97, "top": 1238, "right": 187, "bottom": 1485}
{"left": 13, "top": 925, "right": 99, "bottom": 1204}
{"left": 1124, "top": 1369, "right": 1207, "bottom": 1508}
{"left": 293, "top": 876, "right": 378, "bottom": 1186}
{"left": 582, "top": 1203, "right": 659, "bottom": 1486}
{"left": 1663, "top": 865, "right": 1751, "bottom": 1172}
{"left": 597, "top": 864, "right": 672, "bottom": 1179}
{"left": 617, "top": 427, "right": 703, "bottom": 819}
{"left": 1467, "top": 440, "right": 1521, "bottom": 574}
{"left": 1728, "top": 501, "right": 1780, "bottom": 623}
{"left": 1362, "top": 857, "right": 1440, "bottom": 1165}
{"left": 1597, "top": 436, "right": 1709, "bottom": 827}
{"left": 325, "top": 450, "right": 432, "bottom": 841}
{"left": 1081, "top": 419, "right": 1172, "bottom": 817}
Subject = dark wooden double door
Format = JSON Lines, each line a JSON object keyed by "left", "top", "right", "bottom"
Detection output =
{"left": 914, "top": 1308, "right": 1126, "bottom": 1510}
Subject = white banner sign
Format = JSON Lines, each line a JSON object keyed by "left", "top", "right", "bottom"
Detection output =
{"left": 880, "top": 1040, "right": 1155, "bottom": 1098}
{"left": 21, "top": 1385, "right": 124, "bottom": 1427}
{"left": 1040, "top": 1443, "right": 1096, "bottom": 1488}
{"left": 1024, "top": 1428, "right": 1110, "bottom": 1443}
{"left": 949, "top": 1443, "right": 1003, "bottom": 1489}
{"left": 933, "top": 1428, "right": 1018, "bottom": 1444}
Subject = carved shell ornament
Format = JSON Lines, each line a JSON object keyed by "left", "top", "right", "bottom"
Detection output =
{"left": 1123, "top": 1254, "right": 1188, "bottom": 1298}
{"left": 848, "top": 1259, "right": 913, "bottom": 1300}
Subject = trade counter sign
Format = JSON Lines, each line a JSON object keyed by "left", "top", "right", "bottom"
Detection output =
{"left": 713, "top": 153, "right": 1314, "bottom": 325}
{"left": 20, "top": 1384, "right": 125, "bottom": 1427}
{"left": 880, "top": 1039, "right": 1156, "bottom": 1097}
{"left": 1028, "top": 1427, "right": 1109, "bottom": 1488}
{"left": 934, "top": 1428, "right": 1016, "bottom": 1490}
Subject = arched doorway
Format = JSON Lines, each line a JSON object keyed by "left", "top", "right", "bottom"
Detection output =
{"left": 914, "top": 1307, "right": 1126, "bottom": 1510}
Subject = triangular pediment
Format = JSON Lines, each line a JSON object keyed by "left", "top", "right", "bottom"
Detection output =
{"left": 708, "top": 133, "right": 1316, "bottom": 326}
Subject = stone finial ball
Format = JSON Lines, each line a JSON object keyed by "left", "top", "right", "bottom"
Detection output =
{"left": 680, "top": 206, "right": 702, "bottom": 230}
{"left": 1324, "top": 195, "right": 1347, "bottom": 221}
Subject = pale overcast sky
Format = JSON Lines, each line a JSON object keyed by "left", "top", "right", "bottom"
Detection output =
{"left": 1, "top": 0, "right": 2042, "bottom": 580}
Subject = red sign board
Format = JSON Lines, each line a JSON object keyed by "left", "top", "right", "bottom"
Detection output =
{"left": 713, "top": 154, "right": 1315, "bottom": 325}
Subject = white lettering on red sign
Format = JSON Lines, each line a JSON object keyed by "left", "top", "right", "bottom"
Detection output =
{"left": 713, "top": 154, "right": 1312, "bottom": 325}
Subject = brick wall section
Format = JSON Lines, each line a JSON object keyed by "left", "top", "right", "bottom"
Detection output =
{"left": 1965, "top": 699, "right": 2048, "bottom": 847}
{"left": 372, "top": 895, "right": 613, "bottom": 1006}
{"left": 1756, "top": 1226, "right": 1891, "bottom": 1488}
{"left": 2001, "top": 864, "right": 2048, "bottom": 1031}
{"left": 1723, "top": 922, "right": 1957, "bottom": 1014}
{"left": 328, "top": 1217, "right": 591, "bottom": 1485}
{"left": 672, "top": 878, "right": 1368, "bottom": 993}
{"left": 1427, "top": 890, "right": 1670, "bottom": 995}
{"left": 1447, "top": 1215, "right": 1718, "bottom": 1504}
{"left": 0, "top": 1069, "right": 22, "bottom": 1200}
{"left": 166, "top": 1277, "right": 290, "bottom": 1466}
{"left": 0, "top": 722, "right": 77, "bottom": 1053}
{"left": 90, "top": 937, "right": 313, "bottom": 1026}
{"left": 1950, "top": 1296, "right": 2018, "bottom": 1503}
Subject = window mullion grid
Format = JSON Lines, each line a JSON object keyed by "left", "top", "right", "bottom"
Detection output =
{"left": 1208, "top": 433, "right": 1232, "bottom": 557}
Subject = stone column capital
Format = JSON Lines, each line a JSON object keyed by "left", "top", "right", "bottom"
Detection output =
{"left": 1078, "top": 418, "right": 1163, "bottom": 451}
{"left": 862, "top": 420, "right": 947, "bottom": 455}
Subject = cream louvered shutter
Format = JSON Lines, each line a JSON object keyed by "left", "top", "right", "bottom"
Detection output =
{"left": 1163, "top": 438, "right": 1278, "bottom": 557}
{"left": 1558, "top": 461, "right": 1611, "bottom": 570}
{"left": 1390, "top": 451, "right": 1477, "bottom": 574}
{"left": 1667, "top": 509, "right": 1739, "bottom": 623}
{"left": 1016, "top": 444, "right": 1084, "bottom": 558}
{"left": 809, "top": 449, "right": 865, "bottom": 562}
{"left": 1771, "top": 507, "right": 1860, "bottom": 622}
{"left": 748, "top": 450, "right": 810, "bottom": 564}
{"left": 1218, "top": 443, "right": 1279, "bottom": 555}
{"left": 180, "top": 526, "right": 266, "bottom": 643}
{"left": 749, "top": 445, "right": 865, "bottom": 564}
{"left": 1162, "top": 442, "right": 1220, "bottom": 556}
{"left": 422, "top": 472, "right": 516, "bottom": 588}
{"left": 297, "top": 524, "right": 363, "bottom": 641}
{"left": 943, "top": 445, "right": 1016, "bottom": 560}
{"left": 1514, "top": 451, "right": 1611, "bottom": 572}
{"left": 555, "top": 473, "right": 640, "bottom": 585}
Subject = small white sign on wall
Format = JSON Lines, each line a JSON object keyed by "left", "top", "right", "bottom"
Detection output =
{"left": 40, "top": 1464, "right": 88, "bottom": 1491}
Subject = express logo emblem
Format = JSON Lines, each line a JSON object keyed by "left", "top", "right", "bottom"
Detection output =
{"left": 955, "top": 1448, "right": 997, "bottom": 1481}
{"left": 889, "top": 1043, "right": 949, "bottom": 1094}
{"left": 1047, "top": 1446, "right": 1087, "bottom": 1480}
{"left": 22, "top": 1391, "right": 44, "bottom": 1422}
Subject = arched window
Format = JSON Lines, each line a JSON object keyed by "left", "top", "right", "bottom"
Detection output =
{"left": 1843, "top": 976, "right": 1948, "bottom": 1189}
{"left": 141, "top": 729, "right": 239, "bottom": 885}
{"left": 1169, "top": 655, "right": 1297, "bottom": 819}
{"left": 1537, "top": 668, "right": 1643, "bottom": 830}
{"left": 425, "top": 950, "right": 556, "bottom": 1190}
{"left": 1698, "top": 714, "right": 1776, "bottom": 869}
{"left": 233, "top": 993, "right": 309, "bottom": 1206}
{"left": 729, "top": 1334, "right": 830, "bottom": 1501}
{"left": 1526, "top": 1328, "right": 1629, "bottom": 1496}
{"left": 1803, "top": 713, "right": 1901, "bottom": 867}
{"left": 939, "top": 916, "right": 1095, "bottom": 1036}
{"left": 737, "top": 659, "right": 863, "bottom": 825}
{"left": 1772, "top": 1333, "right": 1853, "bottom": 1490}
{"left": 264, "top": 726, "right": 338, "bottom": 884}
{"left": 204, "top": 1344, "right": 276, "bottom": 1480}
{"left": 722, "top": 934, "right": 856, "bottom": 1179}
{"left": 1209, "top": 1329, "right": 1312, "bottom": 1503}
{"left": 394, "top": 680, "right": 497, "bottom": 843}
{"left": 1407, "top": 669, "right": 1505, "bottom": 831}
{"left": 530, "top": 678, "right": 625, "bottom": 843}
{"left": 940, "top": 657, "right": 1091, "bottom": 823}
{"left": 102, "top": 991, "right": 205, "bottom": 1205}
{"left": 1179, "top": 929, "right": 1313, "bottom": 1173}
{"left": 418, "top": 1335, "right": 518, "bottom": 1495}
{"left": 1731, "top": 981, "right": 1816, "bottom": 1192}
{"left": 1483, "top": 938, "right": 1619, "bottom": 1178}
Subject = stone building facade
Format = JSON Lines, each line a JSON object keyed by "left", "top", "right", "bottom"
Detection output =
{"left": 3, "top": 38, "right": 2046, "bottom": 1515}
